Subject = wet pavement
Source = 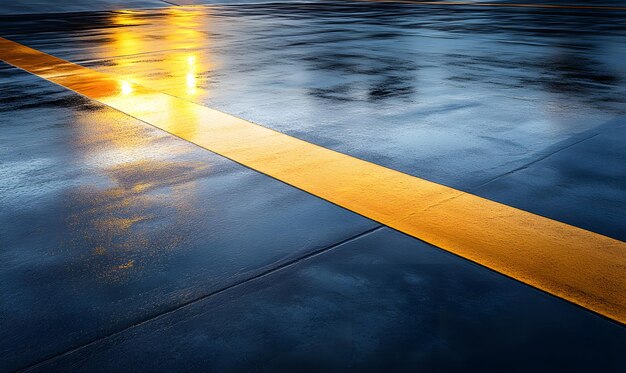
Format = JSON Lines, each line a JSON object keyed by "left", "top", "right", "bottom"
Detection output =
{"left": 0, "top": 66, "right": 377, "bottom": 369}
{"left": 36, "top": 229, "right": 626, "bottom": 371}
{"left": 1, "top": 1, "right": 625, "bottom": 371}
{"left": 3, "top": 0, "right": 625, "bottom": 238}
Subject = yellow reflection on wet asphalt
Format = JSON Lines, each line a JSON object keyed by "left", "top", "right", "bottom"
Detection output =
{"left": 1, "top": 35, "right": 626, "bottom": 324}
{"left": 120, "top": 80, "right": 133, "bottom": 95}
{"left": 108, "top": 9, "right": 209, "bottom": 99}
{"left": 186, "top": 55, "right": 197, "bottom": 96}
{"left": 65, "top": 90, "right": 206, "bottom": 281}
{"left": 27, "top": 9, "right": 210, "bottom": 279}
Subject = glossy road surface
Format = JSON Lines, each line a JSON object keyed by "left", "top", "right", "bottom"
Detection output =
{"left": 2, "top": 36, "right": 625, "bottom": 325}
{"left": 1, "top": 1, "right": 625, "bottom": 371}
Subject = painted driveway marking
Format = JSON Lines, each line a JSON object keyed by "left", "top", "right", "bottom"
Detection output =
{"left": 1, "top": 37, "right": 624, "bottom": 324}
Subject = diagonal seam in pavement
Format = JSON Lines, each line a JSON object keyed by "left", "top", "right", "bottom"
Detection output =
{"left": 19, "top": 225, "right": 384, "bottom": 371}
{"left": 1, "top": 37, "right": 625, "bottom": 327}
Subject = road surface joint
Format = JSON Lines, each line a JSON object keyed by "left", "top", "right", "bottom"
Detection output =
{"left": 1, "top": 37, "right": 625, "bottom": 325}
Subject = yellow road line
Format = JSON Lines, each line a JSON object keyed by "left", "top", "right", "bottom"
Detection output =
{"left": 348, "top": 1, "right": 626, "bottom": 11}
{"left": 1, "top": 37, "right": 625, "bottom": 324}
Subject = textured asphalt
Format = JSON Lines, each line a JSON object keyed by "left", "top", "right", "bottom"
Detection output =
{"left": 1, "top": 1, "right": 625, "bottom": 371}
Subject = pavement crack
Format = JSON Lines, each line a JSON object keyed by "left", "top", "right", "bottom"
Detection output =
{"left": 159, "top": 0, "right": 181, "bottom": 6}
{"left": 419, "top": 192, "right": 466, "bottom": 213}
{"left": 20, "top": 225, "right": 384, "bottom": 372}
{"left": 470, "top": 132, "right": 603, "bottom": 192}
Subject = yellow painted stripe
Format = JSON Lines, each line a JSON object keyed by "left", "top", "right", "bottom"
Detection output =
{"left": 349, "top": 1, "right": 626, "bottom": 11}
{"left": 1, "top": 37, "right": 625, "bottom": 324}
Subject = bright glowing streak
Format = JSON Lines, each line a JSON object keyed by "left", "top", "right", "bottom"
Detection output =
{"left": 120, "top": 80, "right": 133, "bottom": 95}
{"left": 186, "top": 73, "right": 196, "bottom": 95}
{"left": 186, "top": 54, "right": 197, "bottom": 96}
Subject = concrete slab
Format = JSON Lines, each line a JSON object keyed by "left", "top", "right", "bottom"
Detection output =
{"left": 35, "top": 228, "right": 626, "bottom": 371}
{"left": 0, "top": 65, "right": 377, "bottom": 370}
{"left": 1, "top": 1, "right": 624, "bottom": 370}
{"left": 1, "top": 2, "right": 624, "bottom": 239}
{"left": 4, "top": 35, "right": 624, "bottom": 324}
{"left": 475, "top": 117, "right": 626, "bottom": 240}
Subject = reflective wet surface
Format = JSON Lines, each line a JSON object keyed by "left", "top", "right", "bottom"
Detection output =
{"left": 1, "top": 1, "right": 625, "bottom": 371}
{"left": 37, "top": 229, "right": 626, "bottom": 372}
{"left": 0, "top": 66, "right": 377, "bottom": 369}
{"left": 2, "top": 1, "right": 625, "bottom": 238}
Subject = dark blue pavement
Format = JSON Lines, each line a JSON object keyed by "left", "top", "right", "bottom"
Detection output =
{"left": 3, "top": 1, "right": 624, "bottom": 238}
{"left": 1, "top": 1, "right": 625, "bottom": 371}
{"left": 0, "top": 66, "right": 377, "bottom": 370}
{"left": 34, "top": 229, "right": 626, "bottom": 371}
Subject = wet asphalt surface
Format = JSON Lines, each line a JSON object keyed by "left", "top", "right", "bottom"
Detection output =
{"left": 1, "top": 1, "right": 625, "bottom": 371}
